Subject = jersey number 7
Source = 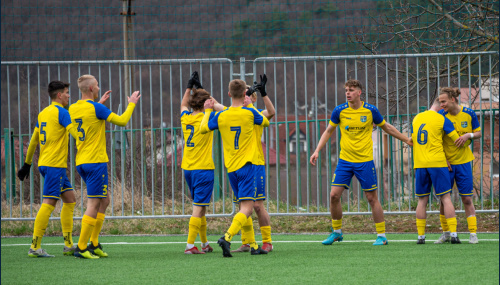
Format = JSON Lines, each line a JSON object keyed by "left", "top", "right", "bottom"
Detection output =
{"left": 230, "top": 126, "right": 241, "bottom": 150}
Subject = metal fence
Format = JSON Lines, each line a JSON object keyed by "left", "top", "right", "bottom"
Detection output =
{"left": 1, "top": 51, "right": 499, "bottom": 221}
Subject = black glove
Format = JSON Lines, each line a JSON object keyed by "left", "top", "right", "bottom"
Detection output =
{"left": 246, "top": 85, "right": 257, "bottom": 96}
{"left": 17, "top": 163, "right": 31, "bottom": 181}
{"left": 187, "top": 71, "right": 203, "bottom": 89}
{"left": 255, "top": 74, "right": 267, "bottom": 97}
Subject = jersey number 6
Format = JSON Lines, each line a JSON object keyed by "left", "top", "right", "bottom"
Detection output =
{"left": 417, "top": 124, "right": 428, "bottom": 145}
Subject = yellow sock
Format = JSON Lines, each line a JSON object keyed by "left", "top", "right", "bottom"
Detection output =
{"left": 261, "top": 226, "right": 272, "bottom": 243}
{"left": 225, "top": 212, "right": 247, "bottom": 242}
{"left": 467, "top": 216, "right": 477, "bottom": 234}
{"left": 439, "top": 214, "right": 449, "bottom": 232}
{"left": 90, "top": 213, "right": 105, "bottom": 247}
{"left": 61, "top": 202, "right": 75, "bottom": 247}
{"left": 31, "top": 204, "right": 55, "bottom": 250}
{"left": 332, "top": 219, "right": 342, "bottom": 231}
{"left": 199, "top": 216, "right": 208, "bottom": 244}
{"left": 241, "top": 217, "right": 253, "bottom": 245}
{"left": 78, "top": 215, "right": 96, "bottom": 250}
{"left": 375, "top": 222, "right": 385, "bottom": 234}
{"left": 416, "top": 219, "right": 426, "bottom": 236}
{"left": 446, "top": 217, "right": 457, "bottom": 233}
{"left": 187, "top": 217, "right": 201, "bottom": 245}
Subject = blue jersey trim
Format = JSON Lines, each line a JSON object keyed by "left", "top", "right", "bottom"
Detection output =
{"left": 56, "top": 105, "right": 72, "bottom": 128}
{"left": 86, "top": 100, "right": 112, "bottom": 120}
{"left": 363, "top": 102, "right": 384, "bottom": 125}
{"left": 330, "top": 103, "right": 348, "bottom": 125}
{"left": 443, "top": 116, "right": 456, "bottom": 134}
{"left": 180, "top": 110, "right": 192, "bottom": 118}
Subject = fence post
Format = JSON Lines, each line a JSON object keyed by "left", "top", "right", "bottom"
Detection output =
{"left": 4, "top": 128, "right": 16, "bottom": 201}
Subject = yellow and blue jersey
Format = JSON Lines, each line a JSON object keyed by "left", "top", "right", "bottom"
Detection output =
{"left": 35, "top": 102, "right": 74, "bottom": 168}
{"left": 180, "top": 111, "right": 215, "bottom": 170}
{"left": 411, "top": 110, "right": 459, "bottom": 168}
{"left": 69, "top": 99, "right": 114, "bottom": 166}
{"left": 248, "top": 104, "right": 266, "bottom": 166}
{"left": 201, "top": 106, "right": 269, "bottom": 173}
{"left": 438, "top": 106, "right": 480, "bottom": 165}
{"left": 329, "top": 102, "right": 386, "bottom": 163}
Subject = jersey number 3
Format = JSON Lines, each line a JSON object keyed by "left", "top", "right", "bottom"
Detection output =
{"left": 75, "top": 119, "right": 86, "bottom": 141}
{"left": 417, "top": 124, "right": 428, "bottom": 145}
{"left": 230, "top": 126, "right": 241, "bottom": 149}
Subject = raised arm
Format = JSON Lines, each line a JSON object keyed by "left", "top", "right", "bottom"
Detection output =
{"left": 181, "top": 88, "right": 191, "bottom": 113}
{"left": 200, "top": 99, "right": 216, "bottom": 134}
{"left": 310, "top": 124, "right": 336, "bottom": 166}
{"left": 107, "top": 91, "right": 141, "bottom": 127}
{"left": 253, "top": 74, "right": 275, "bottom": 120}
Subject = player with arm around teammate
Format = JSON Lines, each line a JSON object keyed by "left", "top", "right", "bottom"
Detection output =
{"left": 310, "top": 79, "right": 412, "bottom": 246}
{"left": 412, "top": 99, "right": 463, "bottom": 244}
{"left": 17, "top": 81, "right": 80, "bottom": 257}
{"left": 435, "top": 87, "right": 481, "bottom": 244}
{"left": 181, "top": 71, "right": 216, "bottom": 254}
{"left": 69, "top": 74, "right": 141, "bottom": 259}
{"left": 200, "top": 79, "right": 270, "bottom": 257}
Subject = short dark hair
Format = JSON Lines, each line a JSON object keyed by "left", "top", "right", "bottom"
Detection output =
{"left": 344, "top": 79, "right": 363, "bottom": 91}
{"left": 189, "top": 88, "right": 211, "bottom": 111}
{"left": 48, "top": 81, "right": 70, "bottom": 99}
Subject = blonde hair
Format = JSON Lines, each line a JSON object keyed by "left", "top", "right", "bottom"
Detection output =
{"left": 228, "top": 79, "right": 246, "bottom": 99}
{"left": 77, "top": 74, "right": 96, "bottom": 94}
{"left": 439, "top": 87, "right": 461, "bottom": 103}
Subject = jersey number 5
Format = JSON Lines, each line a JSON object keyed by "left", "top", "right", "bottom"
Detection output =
{"left": 417, "top": 124, "right": 428, "bottom": 145}
{"left": 230, "top": 126, "right": 241, "bottom": 150}
{"left": 75, "top": 119, "right": 86, "bottom": 141}
{"left": 40, "top": 122, "right": 47, "bottom": 145}
{"left": 186, "top": 125, "right": 195, "bottom": 147}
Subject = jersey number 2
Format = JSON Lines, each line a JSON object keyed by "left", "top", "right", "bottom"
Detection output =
{"left": 186, "top": 125, "right": 195, "bottom": 147}
{"left": 417, "top": 124, "right": 428, "bottom": 145}
{"left": 75, "top": 119, "right": 86, "bottom": 141}
{"left": 230, "top": 126, "right": 241, "bottom": 149}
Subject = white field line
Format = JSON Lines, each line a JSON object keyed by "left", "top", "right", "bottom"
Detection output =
{"left": 2, "top": 239, "right": 499, "bottom": 247}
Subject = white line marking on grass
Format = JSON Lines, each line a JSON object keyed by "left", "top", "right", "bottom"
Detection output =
{"left": 2, "top": 239, "right": 498, "bottom": 247}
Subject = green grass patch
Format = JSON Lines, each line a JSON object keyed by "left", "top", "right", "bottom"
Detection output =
{"left": 2, "top": 234, "right": 498, "bottom": 284}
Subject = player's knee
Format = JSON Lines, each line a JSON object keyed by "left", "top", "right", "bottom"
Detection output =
{"left": 330, "top": 192, "right": 341, "bottom": 201}
{"left": 461, "top": 196, "right": 473, "bottom": 206}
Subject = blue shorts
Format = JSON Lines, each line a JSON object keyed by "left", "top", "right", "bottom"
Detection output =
{"left": 450, "top": 163, "right": 474, "bottom": 196}
{"left": 38, "top": 166, "right": 73, "bottom": 200}
{"left": 184, "top": 169, "right": 214, "bottom": 206}
{"left": 254, "top": 165, "right": 266, "bottom": 201}
{"left": 76, "top": 163, "right": 108, "bottom": 198}
{"left": 415, "top": 167, "right": 451, "bottom": 197}
{"left": 228, "top": 163, "right": 256, "bottom": 203}
{"left": 331, "top": 159, "right": 378, "bottom": 191}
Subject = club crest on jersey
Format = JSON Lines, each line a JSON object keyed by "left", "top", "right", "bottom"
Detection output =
{"left": 360, "top": 116, "right": 367, "bottom": 122}
{"left": 461, "top": 121, "right": 468, "bottom": 128}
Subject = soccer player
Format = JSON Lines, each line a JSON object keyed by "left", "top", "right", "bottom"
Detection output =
{"left": 310, "top": 79, "right": 412, "bottom": 246}
{"left": 181, "top": 71, "right": 215, "bottom": 254}
{"left": 228, "top": 75, "right": 275, "bottom": 253}
{"left": 412, "top": 99, "right": 462, "bottom": 244}
{"left": 69, "top": 74, "right": 141, "bottom": 259}
{"left": 200, "top": 79, "right": 270, "bottom": 257}
{"left": 17, "top": 81, "right": 80, "bottom": 257}
{"left": 435, "top": 87, "right": 481, "bottom": 244}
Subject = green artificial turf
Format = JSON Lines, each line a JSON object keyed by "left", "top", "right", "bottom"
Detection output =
{"left": 2, "top": 233, "right": 498, "bottom": 284}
